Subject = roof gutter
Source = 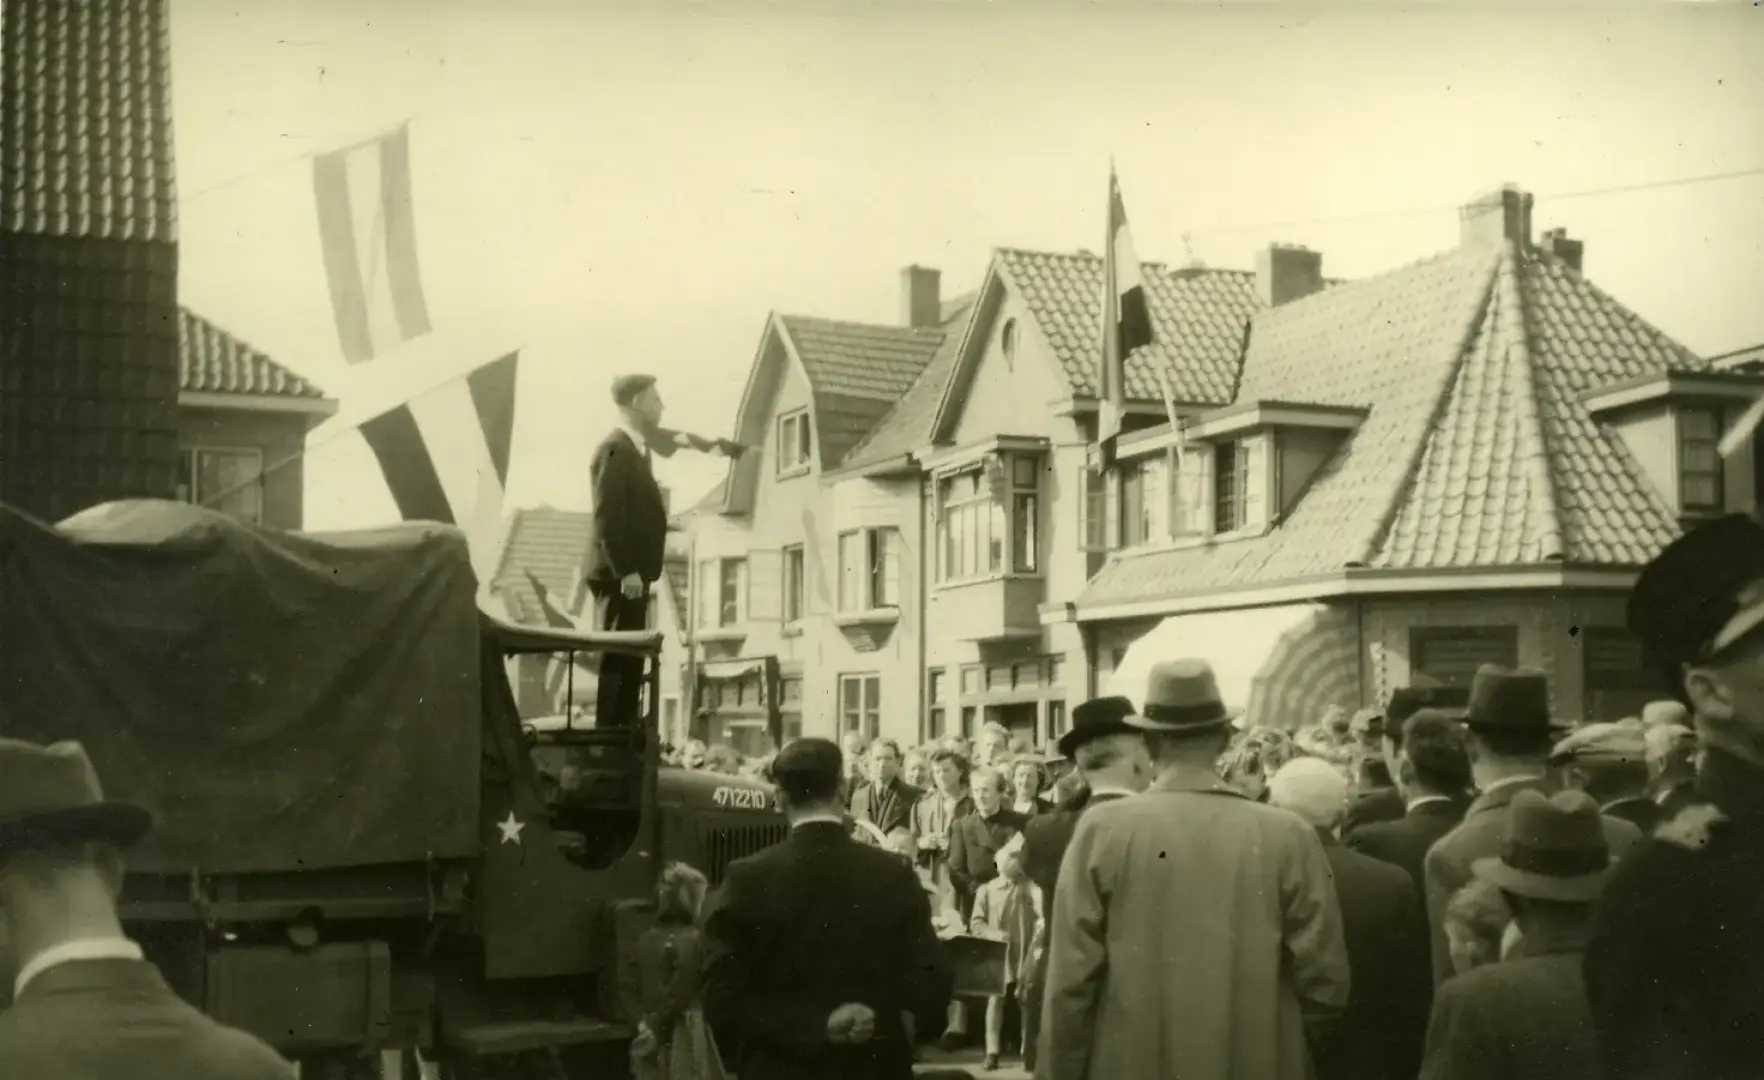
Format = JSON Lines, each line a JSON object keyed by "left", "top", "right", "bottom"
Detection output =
{"left": 1054, "top": 563, "right": 1642, "bottom": 624}
{"left": 180, "top": 391, "right": 339, "bottom": 418}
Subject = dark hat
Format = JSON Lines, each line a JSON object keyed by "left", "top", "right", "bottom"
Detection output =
{"left": 1057, "top": 696, "right": 1140, "bottom": 759}
{"left": 611, "top": 373, "right": 658, "bottom": 407}
{"left": 1471, "top": 788, "right": 1612, "bottom": 902}
{"left": 1125, "top": 660, "right": 1241, "bottom": 735}
{"left": 1628, "top": 514, "right": 1764, "bottom": 685}
{"left": 1460, "top": 665, "right": 1566, "bottom": 733}
{"left": 0, "top": 738, "right": 153, "bottom": 855}
{"left": 1386, "top": 685, "right": 1470, "bottom": 729}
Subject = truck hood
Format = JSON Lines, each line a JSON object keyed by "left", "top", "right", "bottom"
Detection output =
{"left": 658, "top": 766, "right": 778, "bottom": 814}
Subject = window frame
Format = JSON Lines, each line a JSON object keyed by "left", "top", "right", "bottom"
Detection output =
{"left": 936, "top": 452, "right": 1044, "bottom": 583}
{"left": 1408, "top": 625, "right": 1520, "bottom": 688}
{"left": 777, "top": 408, "right": 813, "bottom": 476}
{"left": 837, "top": 527, "right": 901, "bottom": 612}
{"left": 1079, "top": 462, "right": 1110, "bottom": 553}
{"left": 1119, "top": 458, "right": 1153, "bottom": 548}
{"left": 179, "top": 445, "right": 266, "bottom": 525}
{"left": 838, "top": 673, "right": 882, "bottom": 739}
{"left": 1213, "top": 441, "right": 1245, "bottom": 534}
{"left": 1581, "top": 626, "right": 1673, "bottom": 724}
{"left": 782, "top": 544, "right": 806, "bottom": 624}
{"left": 1677, "top": 406, "right": 1724, "bottom": 513}
{"left": 711, "top": 557, "right": 747, "bottom": 628}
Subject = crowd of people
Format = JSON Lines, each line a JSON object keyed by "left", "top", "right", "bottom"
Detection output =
{"left": 683, "top": 512, "right": 1764, "bottom": 1080}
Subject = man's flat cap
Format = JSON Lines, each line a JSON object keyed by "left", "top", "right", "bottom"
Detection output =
{"left": 1548, "top": 720, "right": 1647, "bottom": 768}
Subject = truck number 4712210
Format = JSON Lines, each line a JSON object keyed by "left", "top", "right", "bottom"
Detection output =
{"left": 712, "top": 786, "right": 773, "bottom": 811}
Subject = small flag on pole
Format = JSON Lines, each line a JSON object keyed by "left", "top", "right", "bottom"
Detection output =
{"left": 359, "top": 352, "right": 519, "bottom": 586}
{"left": 313, "top": 123, "right": 434, "bottom": 365}
{"left": 1719, "top": 393, "right": 1764, "bottom": 460}
{"left": 1096, "top": 165, "right": 1156, "bottom": 469}
{"left": 523, "top": 569, "right": 596, "bottom": 710}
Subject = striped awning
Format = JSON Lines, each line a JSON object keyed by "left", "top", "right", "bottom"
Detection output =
{"left": 1105, "top": 602, "right": 1362, "bottom": 731}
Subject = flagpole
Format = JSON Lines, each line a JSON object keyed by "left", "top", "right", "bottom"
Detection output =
{"left": 181, "top": 117, "right": 417, "bottom": 205}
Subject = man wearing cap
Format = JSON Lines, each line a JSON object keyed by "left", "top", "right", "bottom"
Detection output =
{"left": 1040, "top": 661, "right": 1349, "bottom": 1080}
{"left": 1418, "top": 789, "right": 1608, "bottom": 1080}
{"left": 1269, "top": 758, "right": 1431, "bottom": 1080}
{"left": 0, "top": 738, "right": 294, "bottom": 1078}
{"left": 1422, "top": 666, "right": 1643, "bottom": 988}
{"left": 585, "top": 374, "right": 672, "bottom": 730}
{"left": 1017, "top": 696, "right": 1151, "bottom": 1072}
{"left": 1583, "top": 513, "right": 1764, "bottom": 1080}
{"left": 1549, "top": 720, "right": 1658, "bottom": 835}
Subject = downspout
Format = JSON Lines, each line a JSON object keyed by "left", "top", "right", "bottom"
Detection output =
{"left": 917, "top": 478, "right": 931, "bottom": 742}
{"left": 684, "top": 531, "right": 700, "bottom": 745}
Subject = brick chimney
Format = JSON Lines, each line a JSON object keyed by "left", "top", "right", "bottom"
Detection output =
{"left": 1255, "top": 244, "right": 1325, "bottom": 308}
{"left": 1541, "top": 227, "right": 1584, "bottom": 274}
{"left": 1460, "top": 185, "right": 1534, "bottom": 248}
{"left": 900, "top": 265, "right": 942, "bottom": 329}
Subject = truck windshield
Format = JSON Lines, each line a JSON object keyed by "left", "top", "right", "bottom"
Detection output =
{"left": 509, "top": 647, "right": 606, "bottom": 733}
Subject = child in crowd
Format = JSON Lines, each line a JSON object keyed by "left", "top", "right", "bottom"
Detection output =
{"left": 1443, "top": 878, "right": 1514, "bottom": 976}
{"left": 631, "top": 863, "right": 726, "bottom": 1080}
{"left": 968, "top": 845, "right": 1041, "bottom": 1072}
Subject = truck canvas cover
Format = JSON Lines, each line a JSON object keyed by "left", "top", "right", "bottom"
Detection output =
{"left": 0, "top": 500, "right": 484, "bottom": 874}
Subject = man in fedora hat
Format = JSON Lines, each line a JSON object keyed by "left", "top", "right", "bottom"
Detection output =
{"left": 1347, "top": 708, "right": 1474, "bottom": 911}
{"left": 1418, "top": 788, "right": 1608, "bottom": 1080}
{"left": 0, "top": 738, "right": 293, "bottom": 1079}
{"left": 1584, "top": 513, "right": 1764, "bottom": 1080}
{"left": 1040, "top": 661, "right": 1348, "bottom": 1080}
{"left": 1017, "top": 696, "right": 1152, "bottom": 1072}
{"left": 1422, "top": 666, "right": 1642, "bottom": 987}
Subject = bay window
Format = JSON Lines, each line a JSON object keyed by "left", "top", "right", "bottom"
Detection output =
{"left": 936, "top": 452, "right": 1043, "bottom": 582}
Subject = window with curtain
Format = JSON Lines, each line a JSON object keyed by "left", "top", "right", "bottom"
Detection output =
{"left": 1212, "top": 438, "right": 1266, "bottom": 533}
{"left": 937, "top": 468, "right": 1004, "bottom": 581}
{"left": 1010, "top": 455, "right": 1041, "bottom": 573}
{"left": 1080, "top": 463, "right": 1109, "bottom": 551}
{"left": 1169, "top": 446, "right": 1203, "bottom": 537}
{"left": 777, "top": 409, "right": 812, "bottom": 473}
{"left": 838, "top": 528, "right": 901, "bottom": 610}
{"left": 717, "top": 558, "right": 747, "bottom": 627}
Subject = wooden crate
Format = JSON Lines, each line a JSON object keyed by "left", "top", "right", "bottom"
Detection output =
{"left": 941, "top": 934, "right": 1008, "bottom": 997}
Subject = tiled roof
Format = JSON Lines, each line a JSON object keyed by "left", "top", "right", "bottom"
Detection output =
{"left": 491, "top": 508, "right": 594, "bottom": 626}
{"left": 838, "top": 294, "right": 977, "bottom": 471}
{"left": 1, "top": 0, "right": 178, "bottom": 242}
{"left": 778, "top": 316, "right": 948, "bottom": 468}
{"left": 1078, "top": 238, "right": 1708, "bottom": 609}
{"left": 998, "top": 249, "right": 1263, "bottom": 405}
{"left": 179, "top": 308, "right": 328, "bottom": 399}
{"left": 1711, "top": 342, "right": 1764, "bottom": 373}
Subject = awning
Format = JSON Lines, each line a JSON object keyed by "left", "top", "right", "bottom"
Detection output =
{"left": 1105, "top": 602, "right": 1362, "bottom": 731}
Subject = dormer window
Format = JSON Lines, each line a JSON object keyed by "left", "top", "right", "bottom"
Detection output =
{"left": 777, "top": 409, "right": 812, "bottom": 475}
{"left": 1678, "top": 407, "right": 1723, "bottom": 512}
{"left": 1213, "top": 439, "right": 1266, "bottom": 533}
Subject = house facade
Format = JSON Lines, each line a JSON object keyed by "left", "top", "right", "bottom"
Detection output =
{"left": 1065, "top": 189, "right": 1759, "bottom": 726}
{"left": 683, "top": 184, "right": 1746, "bottom": 747}
{"left": 175, "top": 309, "right": 337, "bottom": 529}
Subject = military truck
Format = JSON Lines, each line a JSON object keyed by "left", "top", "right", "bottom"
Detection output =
{"left": 0, "top": 500, "right": 785, "bottom": 1079}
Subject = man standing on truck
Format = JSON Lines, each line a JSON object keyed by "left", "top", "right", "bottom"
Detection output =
{"left": 0, "top": 738, "right": 294, "bottom": 1080}
{"left": 586, "top": 374, "right": 673, "bottom": 730}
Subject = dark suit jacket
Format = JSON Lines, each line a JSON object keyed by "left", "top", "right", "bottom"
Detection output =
{"left": 1342, "top": 785, "right": 1405, "bottom": 838}
{"left": 1424, "top": 778, "right": 1642, "bottom": 987}
{"left": 1020, "top": 791, "right": 1129, "bottom": 903}
{"left": 1419, "top": 931, "right": 1600, "bottom": 1080}
{"left": 584, "top": 428, "right": 669, "bottom": 587}
{"left": 0, "top": 959, "right": 293, "bottom": 1080}
{"left": 701, "top": 821, "right": 952, "bottom": 1080}
{"left": 1346, "top": 795, "right": 1469, "bottom": 907}
{"left": 947, "top": 808, "right": 1028, "bottom": 908}
{"left": 1584, "top": 750, "right": 1764, "bottom": 1080}
{"left": 1313, "top": 836, "right": 1432, "bottom": 1080}
{"left": 850, "top": 778, "right": 924, "bottom": 840}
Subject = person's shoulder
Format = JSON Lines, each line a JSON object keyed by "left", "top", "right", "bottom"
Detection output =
{"left": 1333, "top": 843, "right": 1413, "bottom": 890}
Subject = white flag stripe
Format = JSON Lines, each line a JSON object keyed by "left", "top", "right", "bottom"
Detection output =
{"left": 1718, "top": 393, "right": 1764, "bottom": 460}
{"left": 1114, "top": 218, "right": 1147, "bottom": 296}
{"left": 408, "top": 378, "right": 506, "bottom": 582}
{"left": 343, "top": 144, "right": 402, "bottom": 363}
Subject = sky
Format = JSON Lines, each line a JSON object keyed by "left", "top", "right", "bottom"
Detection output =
{"left": 168, "top": 0, "right": 1764, "bottom": 532}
